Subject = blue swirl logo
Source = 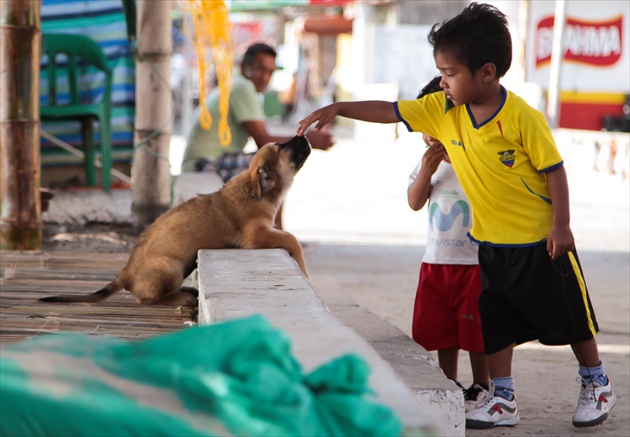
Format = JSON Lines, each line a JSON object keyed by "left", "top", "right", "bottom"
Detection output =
{"left": 429, "top": 200, "right": 471, "bottom": 231}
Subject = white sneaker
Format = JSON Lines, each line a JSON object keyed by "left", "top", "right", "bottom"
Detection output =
{"left": 464, "top": 383, "right": 490, "bottom": 413}
{"left": 466, "top": 381, "right": 520, "bottom": 429}
{"left": 572, "top": 377, "right": 617, "bottom": 427}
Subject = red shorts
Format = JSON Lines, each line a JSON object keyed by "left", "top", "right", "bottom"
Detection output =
{"left": 411, "top": 263, "right": 484, "bottom": 353}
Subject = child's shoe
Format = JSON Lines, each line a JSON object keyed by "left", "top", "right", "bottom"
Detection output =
{"left": 464, "top": 383, "right": 490, "bottom": 413}
{"left": 572, "top": 376, "right": 616, "bottom": 427}
{"left": 465, "top": 382, "right": 519, "bottom": 429}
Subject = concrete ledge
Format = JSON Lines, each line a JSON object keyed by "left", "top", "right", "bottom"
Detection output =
{"left": 319, "top": 289, "right": 465, "bottom": 434}
{"left": 197, "top": 248, "right": 463, "bottom": 435}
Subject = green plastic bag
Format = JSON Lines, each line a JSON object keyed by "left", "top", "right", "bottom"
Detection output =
{"left": 1, "top": 315, "right": 402, "bottom": 436}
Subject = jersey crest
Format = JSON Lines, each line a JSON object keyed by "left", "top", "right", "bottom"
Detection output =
{"left": 498, "top": 150, "right": 516, "bottom": 168}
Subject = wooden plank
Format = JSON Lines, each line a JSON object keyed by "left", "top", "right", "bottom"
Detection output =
{"left": 2, "top": 271, "right": 117, "bottom": 281}
{"left": 0, "top": 306, "right": 194, "bottom": 320}
{"left": 0, "top": 251, "right": 196, "bottom": 343}
{"left": 1, "top": 319, "right": 188, "bottom": 334}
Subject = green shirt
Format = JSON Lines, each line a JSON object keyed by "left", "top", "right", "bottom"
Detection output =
{"left": 182, "top": 74, "right": 265, "bottom": 171}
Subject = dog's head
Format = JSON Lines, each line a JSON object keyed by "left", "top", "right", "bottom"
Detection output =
{"left": 249, "top": 136, "right": 311, "bottom": 199}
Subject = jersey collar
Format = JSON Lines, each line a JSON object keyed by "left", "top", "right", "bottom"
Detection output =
{"left": 444, "top": 97, "right": 455, "bottom": 113}
{"left": 465, "top": 86, "right": 507, "bottom": 129}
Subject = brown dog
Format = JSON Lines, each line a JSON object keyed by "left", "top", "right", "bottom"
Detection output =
{"left": 40, "top": 136, "right": 311, "bottom": 307}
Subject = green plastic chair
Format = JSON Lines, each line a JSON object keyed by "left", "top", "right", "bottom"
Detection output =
{"left": 40, "top": 33, "right": 113, "bottom": 190}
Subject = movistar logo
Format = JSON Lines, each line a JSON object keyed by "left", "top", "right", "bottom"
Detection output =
{"left": 429, "top": 200, "right": 471, "bottom": 231}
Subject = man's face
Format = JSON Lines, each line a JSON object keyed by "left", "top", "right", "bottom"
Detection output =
{"left": 243, "top": 53, "right": 276, "bottom": 93}
{"left": 434, "top": 49, "right": 482, "bottom": 107}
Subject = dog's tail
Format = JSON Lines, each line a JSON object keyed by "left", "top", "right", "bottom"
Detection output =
{"left": 39, "top": 279, "right": 122, "bottom": 304}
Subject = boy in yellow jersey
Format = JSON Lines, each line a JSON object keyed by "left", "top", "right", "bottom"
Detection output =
{"left": 296, "top": 2, "right": 616, "bottom": 430}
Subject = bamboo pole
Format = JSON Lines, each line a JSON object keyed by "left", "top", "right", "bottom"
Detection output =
{"left": 131, "top": 0, "right": 172, "bottom": 230}
{"left": 0, "top": 0, "right": 42, "bottom": 250}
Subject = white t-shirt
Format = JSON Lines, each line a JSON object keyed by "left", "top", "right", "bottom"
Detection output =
{"left": 409, "top": 160, "right": 478, "bottom": 265}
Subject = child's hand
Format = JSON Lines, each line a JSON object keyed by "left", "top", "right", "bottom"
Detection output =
{"left": 421, "top": 141, "right": 445, "bottom": 175}
{"left": 297, "top": 105, "right": 337, "bottom": 136}
{"left": 423, "top": 134, "right": 443, "bottom": 149}
{"left": 421, "top": 135, "right": 446, "bottom": 174}
{"left": 546, "top": 223, "right": 575, "bottom": 260}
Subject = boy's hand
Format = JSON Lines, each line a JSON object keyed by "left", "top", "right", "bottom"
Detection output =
{"left": 546, "top": 223, "right": 575, "bottom": 260}
{"left": 298, "top": 104, "right": 337, "bottom": 136}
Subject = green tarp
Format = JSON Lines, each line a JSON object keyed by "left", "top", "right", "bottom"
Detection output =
{"left": 1, "top": 315, "right": 402, "bottom": 436}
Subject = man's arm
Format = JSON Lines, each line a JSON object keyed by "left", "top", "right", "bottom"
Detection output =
{"left": 297, "top": 101, "right": 399, "bottom": 136}
{"left": 545, "top": 165, "right": 575, "bottom": 260}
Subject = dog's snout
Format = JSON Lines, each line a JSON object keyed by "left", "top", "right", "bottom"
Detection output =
{"left": 279, "top": 136, "right": 311, "bottom": 171}
{"left": 279, "top": 135, "right": 310, "bottom": 151}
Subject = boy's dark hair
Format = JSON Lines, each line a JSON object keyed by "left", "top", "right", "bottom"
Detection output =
{"left": 428, "top": 2, "right": 512, "bottom": 78}
{"left": 417, "top": 76, "right": 442, "bottom": 99}
{"left": 242, "top": 43, "right": 277, "bottom": 67}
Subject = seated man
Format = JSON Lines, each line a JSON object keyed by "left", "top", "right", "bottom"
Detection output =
{"left": 182, "top": 42, "right": 334, "bottom": 229}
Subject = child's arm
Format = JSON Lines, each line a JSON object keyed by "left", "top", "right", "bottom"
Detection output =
{"left": 408, "top": 138, "right": 445, "bottom": 211}
{"left": 545, "top": 165, "right": 576, "bottom": 260}
{"left": 297, "top": 101, "right": 398, "bottom": 135}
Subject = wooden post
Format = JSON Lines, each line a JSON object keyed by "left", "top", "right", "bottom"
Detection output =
{"left": 0, "top": 0, "right": 42, "bottom": 250}
{"left": 132, "top": 0, "right": 172, "bottom": 230}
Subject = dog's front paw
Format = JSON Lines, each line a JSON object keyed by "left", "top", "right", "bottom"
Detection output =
{"left": 179, "top": 286, "right": 199, "bottom": 297}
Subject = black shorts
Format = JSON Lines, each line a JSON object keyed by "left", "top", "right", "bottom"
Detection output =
{"left": 478, "top": 244, "right": 599, "bottom": 354}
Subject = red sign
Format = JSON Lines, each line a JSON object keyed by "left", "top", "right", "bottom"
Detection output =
{"left": 535, "top": 15, "right": 623, "bottom": 67}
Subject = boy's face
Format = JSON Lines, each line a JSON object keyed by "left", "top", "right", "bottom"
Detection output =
{"left": 434, "top": 49, "right": 483, "bottom": 106}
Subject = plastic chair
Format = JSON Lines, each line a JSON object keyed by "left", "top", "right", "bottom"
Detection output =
{"left": 40, "top": 33, "right": 113, "bottom": 190}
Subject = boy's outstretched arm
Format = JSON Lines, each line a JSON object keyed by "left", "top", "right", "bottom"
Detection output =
{"left": 297, "top": 101, "right": 398, "bottom": 136}
{"left": 545, "top": 165, "right": 576, "bottom": 260}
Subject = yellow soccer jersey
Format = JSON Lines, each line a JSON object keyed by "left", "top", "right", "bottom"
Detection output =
{"left": 395, "top": 88, "right": 563, "bottom": 246}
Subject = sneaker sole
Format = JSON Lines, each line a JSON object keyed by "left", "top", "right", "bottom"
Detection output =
{"left": 573, "top": 413, "right": 609, "bottom": 428}
{"left": 466, "top": 418, "right": 520, "bottom": 429}
{"left": 572, "top": 395, "right": 617, "bottom": 428}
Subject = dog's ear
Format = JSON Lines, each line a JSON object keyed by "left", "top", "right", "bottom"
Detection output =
{"left": 250, "top": 167, "right": 274, "bottom": 198}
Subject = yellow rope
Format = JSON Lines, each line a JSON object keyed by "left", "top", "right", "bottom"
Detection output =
{"left": 184, "top": 0, "right": 234, "bottom": 146}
